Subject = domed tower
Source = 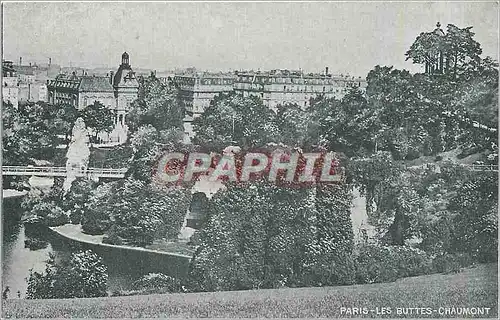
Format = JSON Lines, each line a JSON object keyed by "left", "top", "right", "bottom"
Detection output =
{"left": 121, "top": 52, "right": 130, "bottom": 67}
{"left": 113, "top": 52, "right": 136, "bottom": 89}
{"left": 110, "top": 52, "right": 139, "bottom": 143}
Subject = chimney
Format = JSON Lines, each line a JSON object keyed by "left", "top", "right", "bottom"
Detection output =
{"left": 49, "top": 57, "right": 51, "bottom": 66}
{"left": 29, "top": 62, "right": 32, "bottom": 67}
{"left": 19, "top": 57, "right": 22, "bottom": 66}
{"left": 325, "top": 66, "right": 329, "bottom": 76}
{"left": 110, "top": 71, "right": 114, "bottom": 84}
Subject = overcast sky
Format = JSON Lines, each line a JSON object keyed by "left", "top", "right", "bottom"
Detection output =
{"left": 3, "top": 2, "right": 498, "bottom": 76}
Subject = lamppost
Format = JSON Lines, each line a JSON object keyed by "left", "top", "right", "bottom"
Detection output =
{"left": 231, "top": 111, "right": 237, "bottom": 145}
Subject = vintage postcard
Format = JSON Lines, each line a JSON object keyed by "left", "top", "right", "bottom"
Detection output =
{"left": 1, "top": 1, "right": 498, "bottom": 318}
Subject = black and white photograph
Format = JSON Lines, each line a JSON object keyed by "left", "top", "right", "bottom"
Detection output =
{"left": 1, "top": 1, "right": 498, "bottom": 318}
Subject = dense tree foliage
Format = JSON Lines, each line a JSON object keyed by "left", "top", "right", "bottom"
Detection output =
{"left": 406, "top": 23, "right": 483, "bottom": 79}
{"left": 188, "top": 178, "right": 355, "bottom": 291}
{"left": 80, "top": 101, "right": 115, "bottom": 140}
{"left": 189, "top": 181, "right": 316, "bottom": 291}
{"left": 193, "top": 93, "right": 280, "bottom": 151}
{"left": 128, "top": 125, "right": 196, "bottom": 183}
{"left": 81, "top": 183, "right": 114, "bottom": 235}
{"left": 127, "top": 73, "right": 183, "bottom": 133}
{"left": 2, "top": 101, "right": 77, "bottom": 164}
{"left": 2, "top": 101, "right": 28, "bottom": 170}
{"left": 309, "top": 183, "right": 355, "bottom": 285}
{"left": 64, "top": 178, "right": 96, "bottom": 224}
{"left": 82, "top": 178, "right": 190, "bottom": 245}
{"left": 20, "top": 178, "right": 68, "bottom": 226}
{"left": 275, "top": 103, "right": 311, "bottom": 148}
{"left": 446, "top": 169, "right": 497, "bottom": 262}
{"left": 26, "top": 250, "right": 108, "bottom": 299}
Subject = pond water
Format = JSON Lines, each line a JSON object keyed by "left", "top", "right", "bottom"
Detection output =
{"left": 2, "top": 198, "right": 189, "bottom": 299}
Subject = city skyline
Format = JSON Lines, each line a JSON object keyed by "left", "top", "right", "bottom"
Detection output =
{"left": 3, "top": 2, "right": 499, "bottom": 77}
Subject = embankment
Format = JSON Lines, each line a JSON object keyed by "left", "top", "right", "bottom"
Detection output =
{"left": 48, "top": 224, "right": 192, "bottom": 280}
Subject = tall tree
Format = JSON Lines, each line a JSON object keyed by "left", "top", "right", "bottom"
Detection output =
{"left": 406, "top": 23, "right": 482, "bottom": 79}
{"left": 192, "top": 93, "right": 280, "bottom": 151}
{"left": 275, "top": 103, "right": 311, "bottom": 148}
{"left": 128, "top": 125, "right": 195, "bottom": 183}
{"left": 127, "top": 73, "right": 183, "bottom": 133}
{"left": 80, "top": 101, "right": 114, "bottom": 140}
{"left": 188, "top": 181, "right": 321, "bottom": 291}
{"left": 26, "top": 250, "right": 108, "bottom": 299}
{"left": 448, "top": 170, "right": 498, "bottom": 262}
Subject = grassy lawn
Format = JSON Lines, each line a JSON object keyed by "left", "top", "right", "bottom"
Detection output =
{"left": 3, "top": 263, "right": 497, "bottom": 318}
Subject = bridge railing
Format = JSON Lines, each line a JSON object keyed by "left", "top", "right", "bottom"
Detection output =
{"left": 2, "top": 166, "right": 67, "bottom": 173}
{"left": 459, "top": 164, "right": 499, "bottom": 172}
{"left": 85, "top": 168, "right": 128, "bottom": 175}
{"left": 2, "top": 166, "right": 128, "bottom": 176}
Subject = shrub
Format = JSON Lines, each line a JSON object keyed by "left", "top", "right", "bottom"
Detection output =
{"left": 102, "top": 232, "right": 124, "bottom": 245}
{"left": 82, "top": 183, "right": 113, "bottom": 235}
{"left": 304, "top": 244, "right": 357, "bottom": 286}
{"left": 355, "top": 245, "right": 399, "bottom": 284}
{"left": 132, "top": 273, "right": 183, "bottom": 293}
{"left": 82, "top": 219, "right": 111, "bottom": 235}
{"left": 69, "top": 207, "right": 84, "bottom": 224}
{"left": 44, "top": 207, "right": 69, "bottom": 227}
{"left": 26, "top": 201, "right": 68, "bottom": 227}
{"left": 448, "top": 172, "right": 498, "bottom": 263}
{"left": 24, "top": 238, "right": 48, "bottom": 251}
{"left": 88, "top": 179, "right": 189, "bottom": 246}
{"left": 394, "top": 246, "right": 433, "bottom": 277}
{"left": 355, "top": 245, "right": 433, "bottom": 284}
{"left": 432, "top": 253, "right": 474, "bottom": 274}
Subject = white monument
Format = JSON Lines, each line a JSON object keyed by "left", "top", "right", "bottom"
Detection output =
{"left": 63, "top": 117, "right": 91, "bottom": 193}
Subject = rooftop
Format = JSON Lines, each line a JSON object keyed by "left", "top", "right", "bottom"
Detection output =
{"left": 174, "top": 72, "right": 236, "bottom": 79}
{"left": 13, "top": 65, "right": 35, "bottom": 75}
{"left": 48, "top": 73, "right": 114, "bottom": 92}
{"left": 80, "top": 76, "right": 114, "bottom": 92}
{"left": 235, "top": 69, "right": 364, "bottom": 81}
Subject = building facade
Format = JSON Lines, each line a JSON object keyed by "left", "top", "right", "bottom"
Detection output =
{"left": 174, "top": 72, "right": 235, "bottom": 118}
{"left": 234, "top": 68, "right": 367, "bottom": 111}
{"left": 174, "top": 68, "right": 366, "bottom": 141}
{"left": 2, "top": 60, "right": 19, "bottom": 108}
{"left": 6, "top": 61, "right": 57, "bottom": 104}
{"left": 47, "top": 52, "right": 139, "bottom": 144}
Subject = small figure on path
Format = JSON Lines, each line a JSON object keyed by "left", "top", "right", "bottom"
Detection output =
{"left": 2, "top": 286, "right": 10, "bottom": 300}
